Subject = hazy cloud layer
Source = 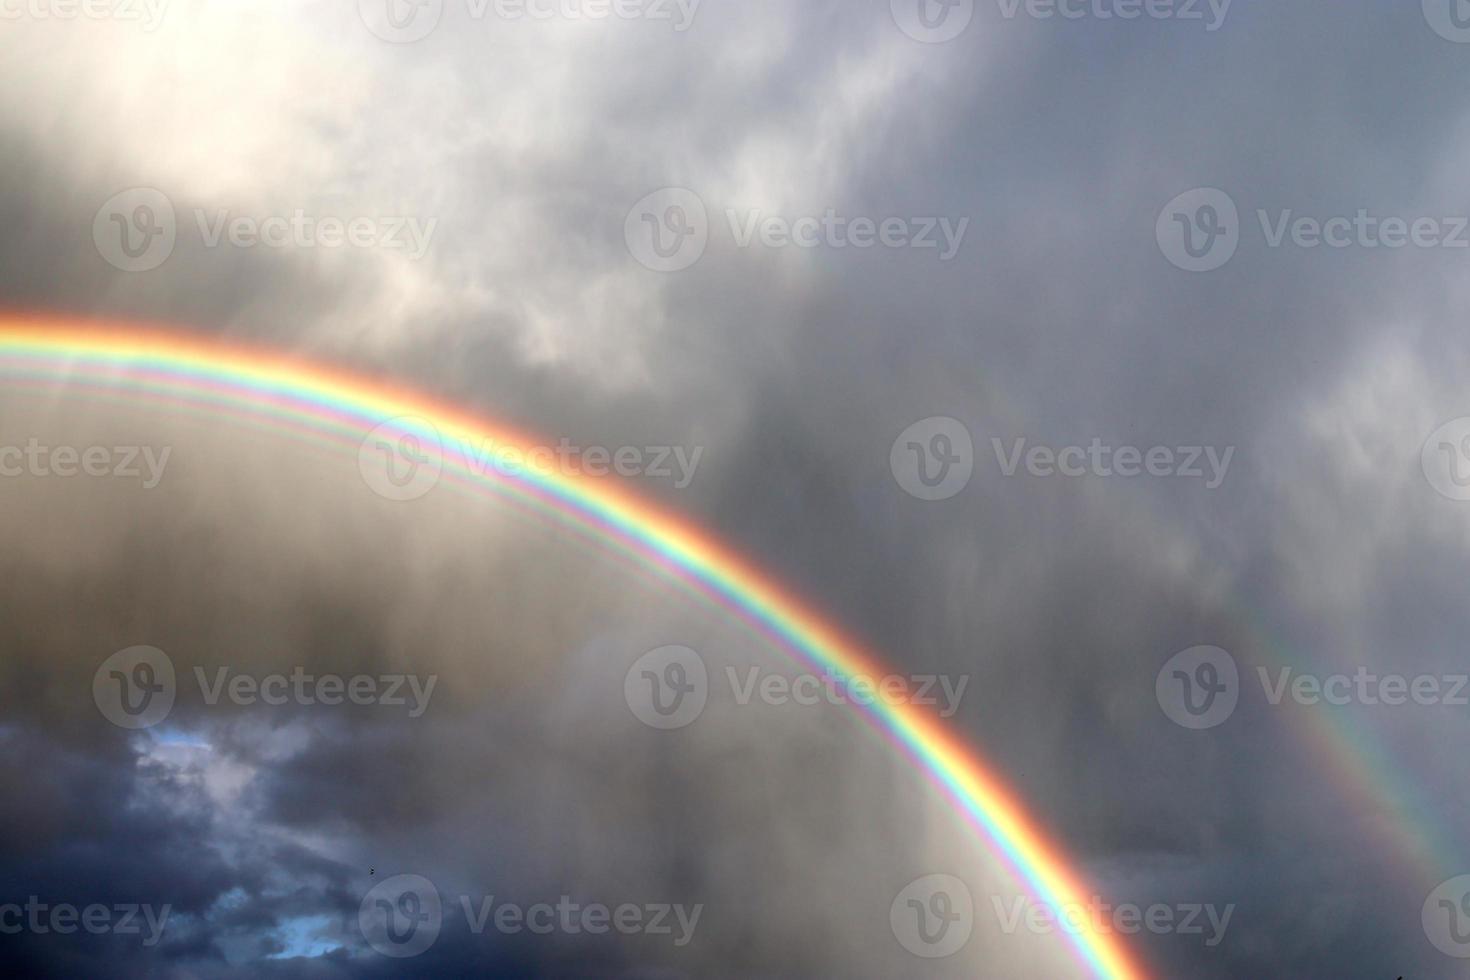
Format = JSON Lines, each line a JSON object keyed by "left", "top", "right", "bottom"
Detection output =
{"left": 3, "top": 1, "right": 1470, "bottom": 977}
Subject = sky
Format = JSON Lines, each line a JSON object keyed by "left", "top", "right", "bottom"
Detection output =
{"left": 2, "top": 0, "right": 1470, "bottom": 976}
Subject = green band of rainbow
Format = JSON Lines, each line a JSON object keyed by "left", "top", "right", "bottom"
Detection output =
{"left": 0, "top": 315, "right": 1148, "bottom": 980}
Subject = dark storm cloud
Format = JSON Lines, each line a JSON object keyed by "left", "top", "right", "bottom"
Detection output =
{"left": 3, "top": 1, "right": 1470, "bottom": 977}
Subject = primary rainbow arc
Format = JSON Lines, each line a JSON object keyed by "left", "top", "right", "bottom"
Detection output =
{"left": 0, "top": 315, "right": 1148, "bottom": 980}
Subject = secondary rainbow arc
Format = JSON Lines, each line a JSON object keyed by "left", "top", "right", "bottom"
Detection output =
{"left": 0, "top": 315, "right": 1149, "bottom": 980}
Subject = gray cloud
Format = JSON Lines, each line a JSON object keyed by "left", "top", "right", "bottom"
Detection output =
{"left": 3, "top": 1, "right": 1470, "bottom": 977}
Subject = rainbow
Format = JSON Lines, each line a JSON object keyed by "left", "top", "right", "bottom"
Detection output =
{"left": 0, "top": 314, "right": 1149, "bottom": 980}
